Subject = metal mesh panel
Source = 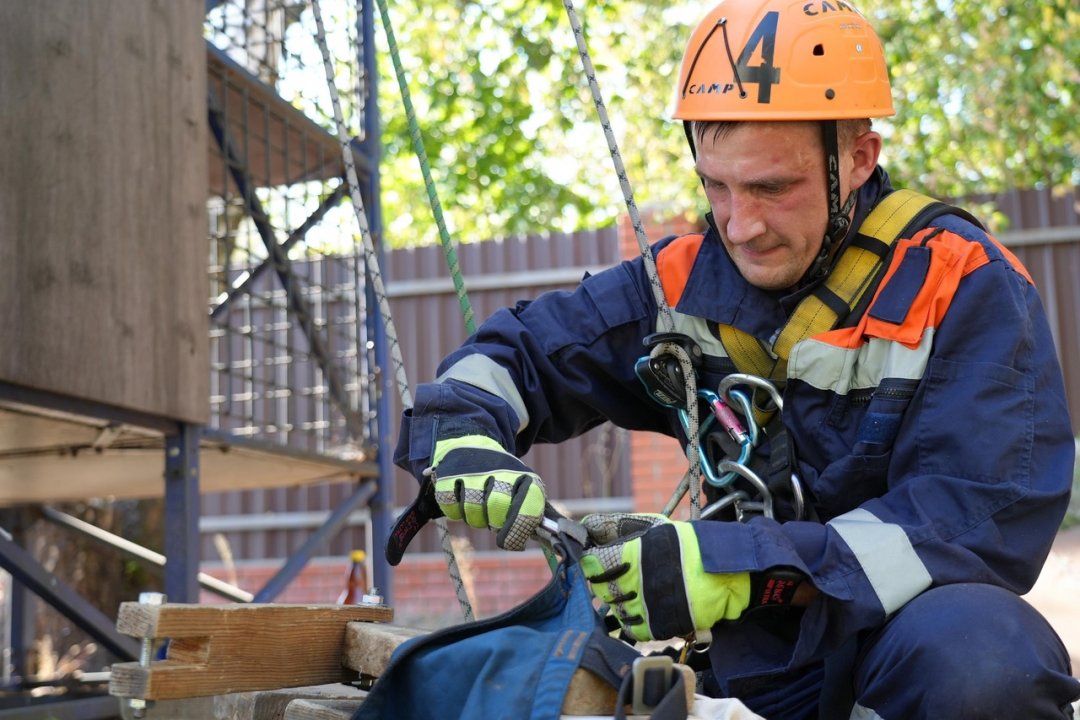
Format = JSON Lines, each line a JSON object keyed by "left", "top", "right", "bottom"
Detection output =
{"left": 204, "top": 0, "right": 374, "bottom": 458}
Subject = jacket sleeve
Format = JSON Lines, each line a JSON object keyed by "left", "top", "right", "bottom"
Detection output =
{"left": 694, "top": 227, "right": 1074, "bottom": 668}
{"left": 393, "top": 252, "right": 675, "bottom": 480}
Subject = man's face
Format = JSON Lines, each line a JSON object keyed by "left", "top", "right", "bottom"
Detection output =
{"left": 695, "top": 122, "right": 831, "bottom": 291}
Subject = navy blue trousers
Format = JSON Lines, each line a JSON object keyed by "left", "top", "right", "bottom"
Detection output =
{"left": 722, "top": 584, "right": 1080, "bottom": 719}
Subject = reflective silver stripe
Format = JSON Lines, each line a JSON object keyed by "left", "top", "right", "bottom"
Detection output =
{"left": 670, "top": 310, "right": 728, "bottom": 358}
{"left": 436, "top": 354, "right": 530, "bottom": 433}
{"left": 829, "top": 508, "right": 932, "bottom": 615}
{"left": 850, "top": 703, "right": 884, "bottom": 720}
{"left": 787, "top": 329, "right": 936, "bottom": 395}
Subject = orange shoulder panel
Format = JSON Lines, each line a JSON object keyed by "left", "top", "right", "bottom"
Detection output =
{"left": 656, "top": 234, "right": 705, "bottom": 308}
{"left": 816, "top": 228, "right": 1001, "bottom": 350}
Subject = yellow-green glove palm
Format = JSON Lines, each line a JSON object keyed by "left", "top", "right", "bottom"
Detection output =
{"left": 580, "top": 520, "right": 750, "bottom": 642}
{"left": 430, "top": 434, "right": 546, "bottom": 551}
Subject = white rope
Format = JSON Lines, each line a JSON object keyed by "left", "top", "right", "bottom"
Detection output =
{"left": 310, "top": 0, "right": 474, "bottom": 621}
{"left": 560, "top": 0, "right": 702, "bottom": 518}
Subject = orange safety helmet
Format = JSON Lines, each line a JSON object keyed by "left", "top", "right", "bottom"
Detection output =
{"left": 672, "top": 0, "right": 895, "bottom": 122}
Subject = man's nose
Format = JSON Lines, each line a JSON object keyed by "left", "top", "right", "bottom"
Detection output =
{"left": 725, "top": 194, "right": 766, "bottom": 245}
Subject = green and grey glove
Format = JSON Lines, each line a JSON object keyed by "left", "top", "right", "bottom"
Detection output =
{"left": 580, "top": 519, "right": 750, "bottom": 642}
{"left": 580, "top": 512, "right": 671, "bottom": 545}
{"left": 429, "top": 434, "right": 546, "bottom": 551}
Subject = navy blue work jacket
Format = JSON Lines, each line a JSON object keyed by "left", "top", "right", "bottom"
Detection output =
{"left": 394, "top": 167, "right": 1074, "bottom": 679}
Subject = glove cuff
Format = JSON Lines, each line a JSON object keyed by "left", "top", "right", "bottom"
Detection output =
{"left": 431, "top": 433, "right": 510, "bottom": 466}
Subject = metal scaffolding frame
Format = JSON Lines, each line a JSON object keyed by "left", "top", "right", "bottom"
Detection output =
{"left": 199, "top": 0, "right": 393, "bottom": 604}
{"left": 0, "top": 1, "right": 393, "bottom": 713}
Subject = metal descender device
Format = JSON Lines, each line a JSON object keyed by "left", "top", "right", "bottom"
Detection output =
{"left": 634, "top": 333, "right": 805, "bottom": 523}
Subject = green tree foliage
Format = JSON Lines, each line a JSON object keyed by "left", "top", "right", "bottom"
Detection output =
{"left": 867, "top": 0, "right": 1078, "bottom": 199}
{"left": 376, "top": 0, "right": 1078, "bottom": 247}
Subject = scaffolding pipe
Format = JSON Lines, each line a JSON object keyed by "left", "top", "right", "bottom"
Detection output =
{"left": 40, "top": 506, "right": 254, "bottom": 603}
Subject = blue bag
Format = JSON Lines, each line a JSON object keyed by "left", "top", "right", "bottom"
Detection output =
{"left": 352, "top": 538, "right": 687, "bottom": 720}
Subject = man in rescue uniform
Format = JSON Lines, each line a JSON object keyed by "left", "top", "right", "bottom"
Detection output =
{"left": 392, "top": 0, "right": 1080, "bottom": 716}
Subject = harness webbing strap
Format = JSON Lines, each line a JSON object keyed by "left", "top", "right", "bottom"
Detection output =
{"left": 716, "top": 323, "right": 783, "bottom": 380}
{"left": 719, "top": 189, "right": 944, "bottom": 379}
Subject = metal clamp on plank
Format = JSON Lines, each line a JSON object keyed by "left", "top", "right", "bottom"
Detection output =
{"left": 630, "top": 655, "right": 675, "bottom": 715}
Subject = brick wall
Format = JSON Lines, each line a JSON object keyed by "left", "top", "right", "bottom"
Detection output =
{"left": 629, "top": 431, "right": 690, "bottom": 516}
{"left": 617, "top": 208, "right": 704, "bottom": 260}
{"left": 201, "top": 551, "right": 553, "bottom": 629}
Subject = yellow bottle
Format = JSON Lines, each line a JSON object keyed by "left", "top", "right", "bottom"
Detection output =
{"left": 338, "top": 549, "right": 367, "bottom": 605}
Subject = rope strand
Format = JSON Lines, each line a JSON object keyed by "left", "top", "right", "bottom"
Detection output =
{"left": 311, "top": 0, "right": 475, "bottom": 621}
{"left": 559, "top": 0, "right": 701, "bottom": 517}
{"left": 373, "top": 0, "right": 476, "bottom": 334}
{"left": 374, "top": 0, "right": 562, "bottom": 575}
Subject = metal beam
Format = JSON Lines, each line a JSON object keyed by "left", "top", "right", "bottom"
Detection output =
{"left": 40, "top": 506, "right": 252, "bottom": 603}
{"left": 0, "top": 381, "right": 178, "bottom": 435}
{"left": 357, "top": 0, "right": 393, "bottom": 607}
{"left": 385, "top": 265, "right": 607, "bottom": 298}
{"left": 252, "top": 480, "right": 377, "bottom": 602}
{"left": 998, "top": 225, "right": 1080, "bottom": 247}
{"left": 0, "top": 532, "right": 139, "bottom": 661}
{"left": 199, "top": 508, "right": 370, "bottom": 533}
{"left": 164, "top": 424, "right": 201, "bottom": 603}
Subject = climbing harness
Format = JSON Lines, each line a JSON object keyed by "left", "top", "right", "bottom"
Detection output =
{"left": 715, "top": 189, "right": 979, "bottom": 386}
{"left": 637, "top": 189, "right": 984, "bottom": 524}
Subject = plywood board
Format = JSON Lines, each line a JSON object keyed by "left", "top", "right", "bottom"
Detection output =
{"left": 0, "top": 1, "right": 209, "bottom": 423}
{"left": 0, "top": 407, "right": 377, "bottom": 503}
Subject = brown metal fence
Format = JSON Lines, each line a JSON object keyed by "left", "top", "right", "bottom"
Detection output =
{"left": 381, "top": 226, "right": 633, "bottom": 554}
{"left": 984, "top": 186, "right": 1080, "bottom": 430}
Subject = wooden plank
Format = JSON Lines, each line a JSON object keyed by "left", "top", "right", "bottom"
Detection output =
{"left": 0, "top": 0, "right": 208, "bottom": 423}
{"left": 110, "top": 603, "right": 393, "bottom": 701}
{"left": 216, "top": 684, "right": 366, "bottom": 720}
{"left": 284, "top": 699, "right": 362, "bottom": 720}
{"left": 0, "top": 428, "right": 376, "bottom": 504}
{"left": 342, "top": 622, "right": 425, "bottom": 677}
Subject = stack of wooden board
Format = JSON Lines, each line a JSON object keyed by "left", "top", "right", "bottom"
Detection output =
{"left": 108, "top": 601, "right": 695, "bottom": 719}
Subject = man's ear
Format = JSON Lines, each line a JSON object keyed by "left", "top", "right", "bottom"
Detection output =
{"left": 849, "top": 131, "right": 882, "bottom": 191}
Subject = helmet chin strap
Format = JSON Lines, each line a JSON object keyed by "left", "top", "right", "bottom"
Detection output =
{"left": 804, "top": 119, "right": 856, "bottom": 284}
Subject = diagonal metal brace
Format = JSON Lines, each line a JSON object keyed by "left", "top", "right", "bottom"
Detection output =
{"left": 0, "top": 530, "right": 139, "bottom": 661}
{"left": 206, "top": 84, "right": 366, "bottom": 440}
